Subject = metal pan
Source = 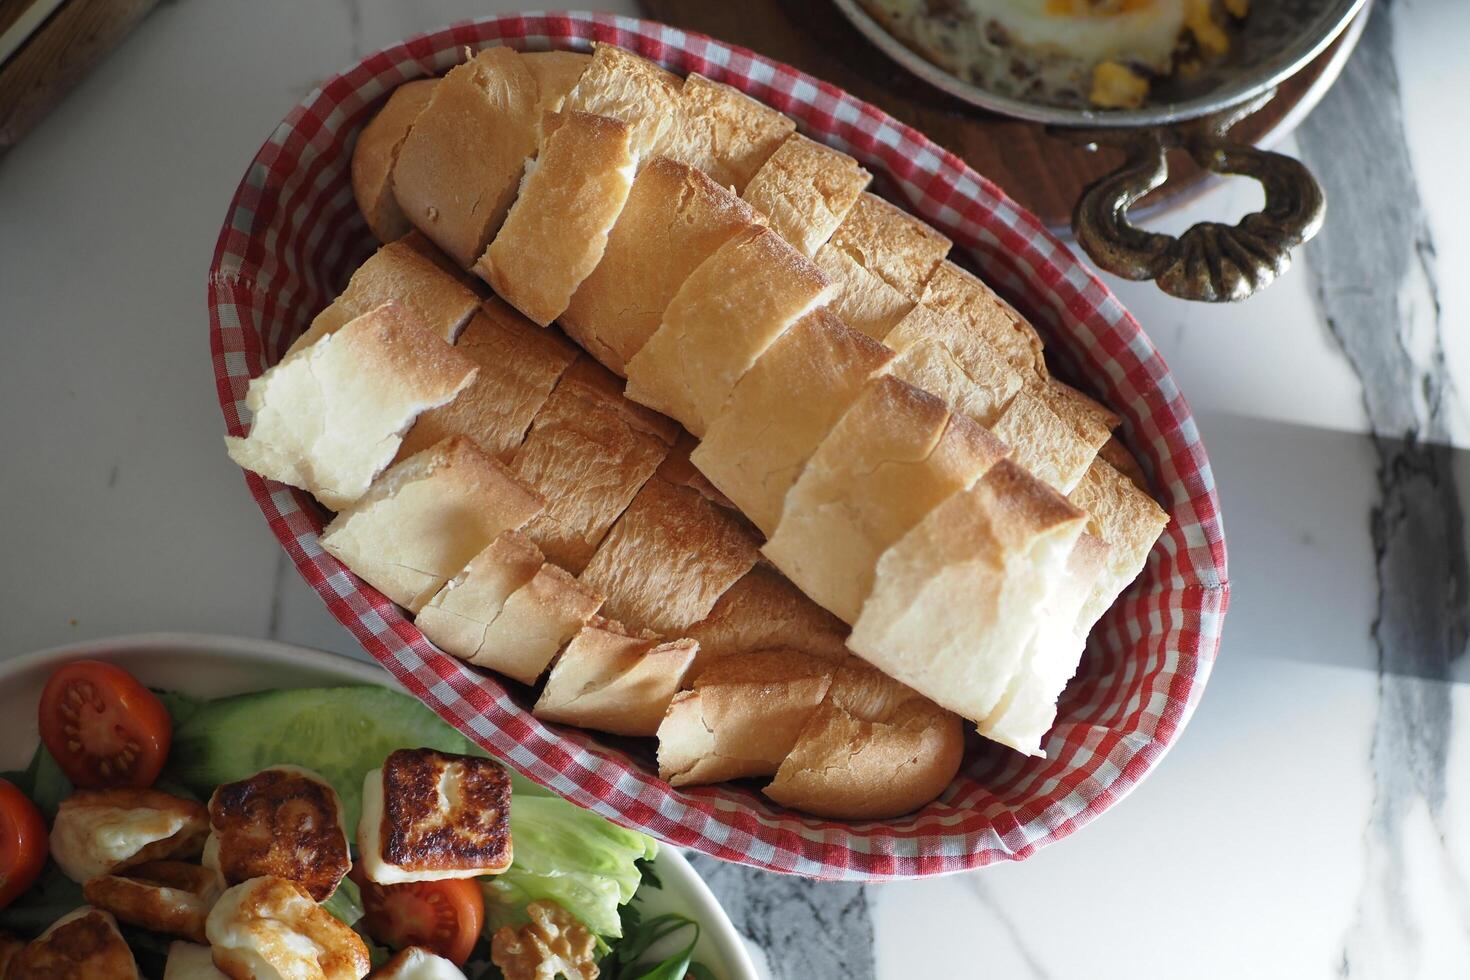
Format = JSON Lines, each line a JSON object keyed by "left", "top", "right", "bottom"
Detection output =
{"left": 831, "top": 0, "right": 1370, "bottom": 301}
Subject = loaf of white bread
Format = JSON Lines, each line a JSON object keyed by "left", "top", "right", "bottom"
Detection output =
{"left": 224, "top": 41, "right": 1169, "bottom": 818}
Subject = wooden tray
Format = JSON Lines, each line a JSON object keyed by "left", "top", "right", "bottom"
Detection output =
{"left": 641, "top": 0, "right": 1355, "bottom": 227}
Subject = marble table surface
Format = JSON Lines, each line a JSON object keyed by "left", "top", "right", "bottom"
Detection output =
{"left": 1, "top": 1, "right": 1466, "bottom": 977}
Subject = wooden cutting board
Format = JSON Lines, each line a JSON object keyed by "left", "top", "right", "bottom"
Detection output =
{"left": 0, "top": 0, "right": 158, "bottom": 152}
{"left": 641, "top": 0, "right": 1343, "bottom": 227}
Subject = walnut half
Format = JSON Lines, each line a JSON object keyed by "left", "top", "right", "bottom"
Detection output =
{"left": 491, "top": 900, "right": 599, "bottom": 980}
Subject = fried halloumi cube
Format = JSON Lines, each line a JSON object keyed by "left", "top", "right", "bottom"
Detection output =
{"left": 371, "top": 946, "right": 468, "bottom": 979}
{"left": 83, "top": 860, "right": 224, "bottom": 945}
{"left": 205, "top": 766, "right": 351, "bottom": 902}
{"left": 163, "top": 941, "right": 229, "bottom": 979}
{"left": 358, "top": 749, "right": 512, "bottom": 885}
{"left": 50, "top": 788, "right": 209, "bottom": 884}
{"left": 206, "top": 876, "right": 370, "bottom": 980}
{"left": 6, "top": 907, "right": 139, "bottom": 980}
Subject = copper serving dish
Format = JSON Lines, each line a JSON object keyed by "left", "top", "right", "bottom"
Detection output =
{"left": 832, "top": 0, "right": 1370, "bottom": 301}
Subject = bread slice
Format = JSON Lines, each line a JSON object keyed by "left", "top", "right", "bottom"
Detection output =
{"left": 1042, "top": 378, "right": 1118, "bottom": 447}
{"left": 561, "top": 42, "right": 685, "bottom": 160}
{"left": 991, "top": 386, "right": 1099, "bottom": 494}
{"left": 761, "top": 376, "right": 1008, "bottom": 623}
{"left": 560, "top": 157, "right": 763, "bottom": 374}
{"left": 396, "top": 299, "right": 578, "bottom": 463}
{"left": 523, "top": 50, "right": 592, "bottom": 115}
{"left": 476, "top": 111, "right": 636, "bottom": 326}
{"left": 227, "top": 303, "right": 477, "bottom": 511}
{"left": 415, "top": 530, "right": 545, "bottom": 663}
{"left": 825, "top": 192, "right": 951, "bottom": 300}
{"left": 657, "top": 649, "right": 835, "bottom": 785}
{"left": 352, "top": 79, "right": 437, "bottom": 243}
{"left": 534, "top": 622, "right": 698, "bottom": 737}
{"left": 655, "top": 432, "right": 735, "bottom": 510}
{"left": 884, "top": 302, "right": 1025, "bottom": 426}
{"left": 1066, "top": 456, "right": 1170, "bottom": 630}
{"left": 509, "top": 359, "right": 676, "bottom": 573}
{"left": 980, "top": 531, "right": 1108, "bottom": 755}
{"left": 319, "top": 436, "right": 544, "bottom": 612}
{"left": 624, "top": 225, "right": 835, "bottom": 436}
{"left": 691, "top": 309, "right": 894, "bottom": 536}
{"left": 392, "top": 47, "right": 539, "bottom": 267}
{"left": 579, "top": 474, "right": 761, "bottom": 635}
{"left": 813, "top": 243, "right": 915, "bottom": 340}
{"left": 741, "top": 134, "right": 870, "bottom": 257}
{"left": 764, "top": 661, "right": 963, "bottom": 819}
{"left": 288, "top": 236, "right": 481, "bottom": 357}
{"left": 664, "top": 73, "right": 795, "bottom": 191}
{"left": 682, "top": 563, "right": 851, "bottom": 677}
{"left": 919, "top": 262, "right": 1047, "bottom": 377}
{"left": 1098, "top": 434, "right": 1151, "bottom": 493}
{"left": 848, "top": 459, "right": 1086, "bottom": 725}
{"left": 468, "top": 561, "right": 604, "bottom": 684}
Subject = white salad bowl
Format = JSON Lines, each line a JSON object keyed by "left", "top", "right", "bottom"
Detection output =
{"left": 0, "top": 632, "right": 759, "bottom": 980}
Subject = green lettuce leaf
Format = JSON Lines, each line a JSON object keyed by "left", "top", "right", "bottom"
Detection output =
{"left": 483, "top": 795, "right": 658, "bottom": 939}
{"left": 322, "top": 874, "right": 364, "bottom": 927}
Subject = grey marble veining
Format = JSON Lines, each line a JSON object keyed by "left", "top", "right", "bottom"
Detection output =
{"left": 688, "top": 854, "right": 876, "bottom": 979}
{"left": 1296, "top": 2, "right": 1470, "bottom": 975}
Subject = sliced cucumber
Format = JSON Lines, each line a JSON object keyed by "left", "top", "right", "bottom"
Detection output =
{"left": 167, "top": 686, "right": 479, "bottom": 829}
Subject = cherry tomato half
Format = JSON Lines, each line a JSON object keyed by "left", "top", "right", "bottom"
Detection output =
{"left": 0, "top": 779, "right": 47, "bottom": 909}
{"left": 38, "top": 660, "right": 172, "bottom": 788}
{"left": 355, "top": 870, "right": 485, "bottom": 966}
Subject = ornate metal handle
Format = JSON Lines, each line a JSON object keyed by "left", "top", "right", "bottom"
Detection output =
{"left": 1062, "top": 92, "right": 1326, "bottom": 302}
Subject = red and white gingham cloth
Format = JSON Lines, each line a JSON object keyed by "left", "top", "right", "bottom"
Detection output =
{"left": 208, "top": 12, "right": 1228, "bottom": 880}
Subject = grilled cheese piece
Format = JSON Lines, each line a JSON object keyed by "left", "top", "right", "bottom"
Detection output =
{"left": 7, "top": 907, "right": 139, "bottom": 980}
{"left": 358, "top": 750, "right": 512, "bottom": 885}
{"left": 163, "top": 941, "right": 229, "bottom": 979}
{"left": 50, "top": 789, "right": 208, "bottom": 884}
{"left": 82, "top": 861, "right": 223, "bottom": 945}
{"left": 204, "top": 766, "right": 350, "bottom": 902}
{"left": 206, "top": 876, "right": 370, "bottom": 980}
{"left": 372, "top": 947, "right": 468, "bottom": 979}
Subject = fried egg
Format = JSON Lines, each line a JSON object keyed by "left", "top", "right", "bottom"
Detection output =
{"left": 860, "top": 0, "right": 1249, "bottom": 108}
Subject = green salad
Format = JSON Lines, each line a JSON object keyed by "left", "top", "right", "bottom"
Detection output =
{"left": 0, "top": 659, "right": 712, "bottom": 980}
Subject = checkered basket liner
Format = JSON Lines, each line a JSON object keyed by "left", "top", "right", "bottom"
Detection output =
{"left": 208, "top": 12, "right": 1228, "bottom": 880}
